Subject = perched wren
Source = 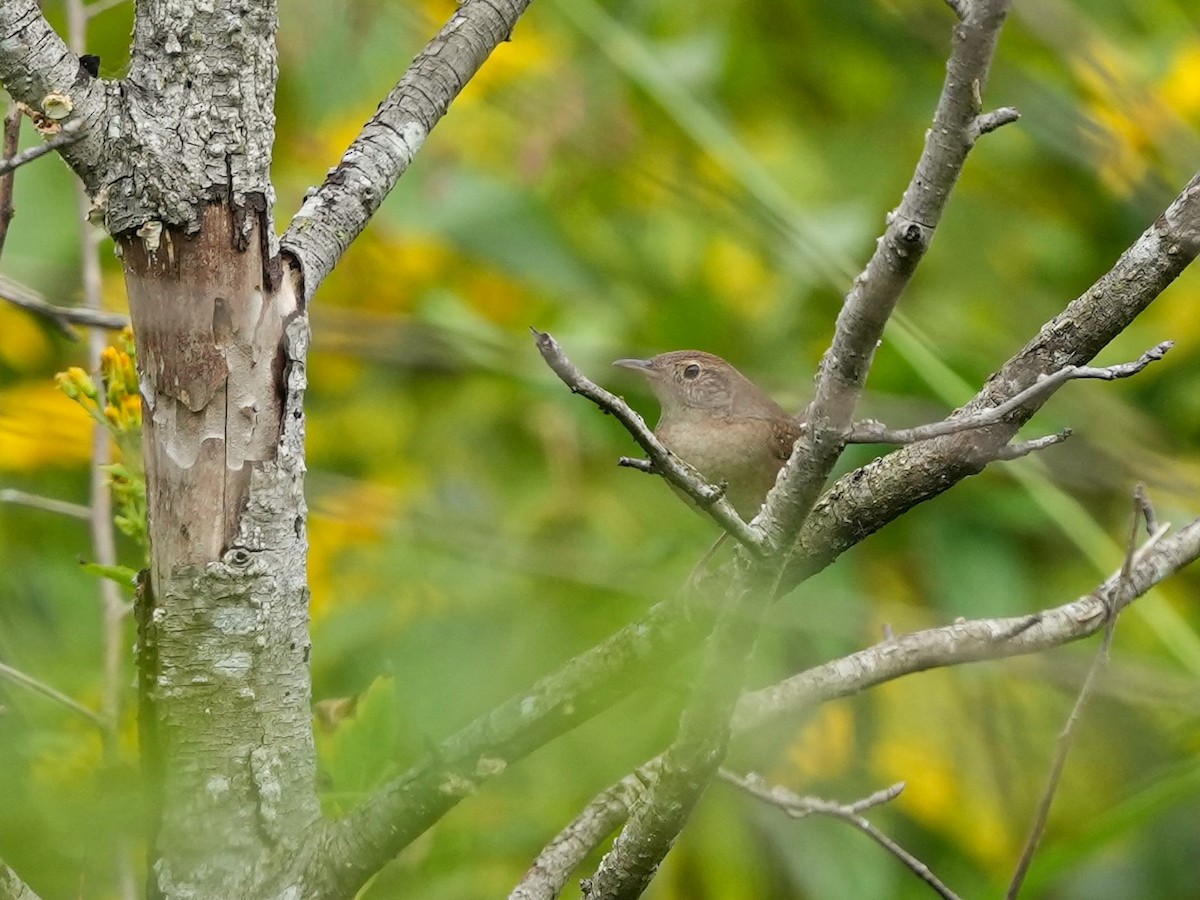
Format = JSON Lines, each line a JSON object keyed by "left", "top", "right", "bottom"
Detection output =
{"left": 614, "top": 351, "right": 804, "bottom": 519}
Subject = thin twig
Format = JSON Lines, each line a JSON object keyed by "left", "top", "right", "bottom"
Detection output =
{"left": 1134, "top": 483, "right": 1159, "bottom": 535}
{"left": 720, "top": 770, "right": 903, "bottom": 818}
{"left": 531, "top": 328, "right": 768, "bottom": 554}
{"left": 721, "top": 771, "right": 962, "bottom": 900}
{"left": 0, "top": 274, "right": 128, "bottom": 338}
{"left": 62, "top": 0, "right": 137, "bottom": 885}
{"left": 616, "top": 456, "right": 654, "bottom": 474}
{"left": 1004, "top": 500, "right": 1169, "bottom": 899}
{"left": 0, "top": 660, "right": 109, "bottom": 729}
{"left": 0, "top": 489, "right": 91, "bottom": 519}
{"left": 0, "top": 102, "right": 22, "bottom": 261}
{"left": 0, "top": 119, "right": 83, "bottom": 176}
{"left": 509, "top": 769, "right": 650, "bottom": 900}
{"left": 502, "top": 517, "right": 1200, "bottom": 900}
{"left": 969, "top": 106, "right": 1020, "bottom": 141}
{"left": 85, "top": 0, "right": 128, "bottom": 18}
{"left": 847, "top": 343, "right": 1171, "bottom": 445}
{"left": 993, "top": 430, "right": 1071, "bottom": 461}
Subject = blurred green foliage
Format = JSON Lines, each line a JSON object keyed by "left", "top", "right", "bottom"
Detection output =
{"left": 2, "top": 0, "right": 1200, "bottom": 897}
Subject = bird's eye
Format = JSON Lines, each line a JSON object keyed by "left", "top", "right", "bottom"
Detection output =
{"left": 683, "top": 363, "right": 701, "bottom": 379}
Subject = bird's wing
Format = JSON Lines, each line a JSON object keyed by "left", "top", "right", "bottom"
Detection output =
{"left": 771, "top": 416, "right": 804, "bottom": 461}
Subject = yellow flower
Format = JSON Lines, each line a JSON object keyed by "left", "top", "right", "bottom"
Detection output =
{"left": 120, "top": 394, "right": 143, "bottom": 430}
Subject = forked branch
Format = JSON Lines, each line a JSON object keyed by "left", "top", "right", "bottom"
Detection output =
{"left": 507, "top": 516, "right": 1200, "bottom": 900}
{"left": 846, "top": 342, "right": 1172, "bottom": 446}
{"left": 760, "top": 0, "right": 1015, "bottom": 553}
{"left": 721, "top": 773, "right": 961, "bottom": 900}
{"left": 531, "top": 328, "right": 768, "bottom": 554}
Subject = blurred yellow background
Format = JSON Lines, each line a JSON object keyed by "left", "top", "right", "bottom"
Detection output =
{"left": 2, "top": 0, "right": 1199, "bottom": 897}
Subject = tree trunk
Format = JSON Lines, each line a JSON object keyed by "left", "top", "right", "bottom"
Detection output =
{"left": 97, "top": 0, "right": 319, "bottom": 894}
{"left": 124, "top": 205, "right": 319, "bottom": 896}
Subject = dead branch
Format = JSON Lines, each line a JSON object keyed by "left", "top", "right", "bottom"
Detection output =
{"left": 531, "top": 328, "right": 767, "bottom": 554}
{"left": 758, "top": 0, "right": 1014, "bottom": 555}
{"left": 0, "top": 118, "right": 83, "bottom": 176}
{"left": 846, "top": 343, "right": 1171, "bottom": 446}
{"left": 0, "top": 274, "right": 128, "bottom": 338}
{"left": 1004, "top": 501, "right": 1168, "bottom": 899}
{"left": 721, "top": 772, "right": 961, "bottom": 900}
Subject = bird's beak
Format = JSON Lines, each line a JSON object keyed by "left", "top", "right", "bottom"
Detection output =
{"left": 613, "top": 357, "right": 654, "bottom": 376}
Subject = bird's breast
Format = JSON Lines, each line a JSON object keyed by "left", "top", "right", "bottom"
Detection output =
{"left": 655, "top": 415, "right": 787, "bottom": 518}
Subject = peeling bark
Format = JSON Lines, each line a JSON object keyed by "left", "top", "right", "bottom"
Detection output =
{"left": 123, "top": 204, "right": 289, "bottom": 570}
{"left": 122, "top": 202, "right": 320, "bottom": 896}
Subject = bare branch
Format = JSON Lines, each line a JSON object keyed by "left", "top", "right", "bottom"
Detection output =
{"left": 0, "top": 659, "right": 109, "bottom": 729}
{"left": 532, "top": 328, "right": 768, "bottom": 554}
{"left": 969, "top": 106, "right": 1020, "bottom": 141}
{"left": 743, "top": 519, "right": 1198, "bottom": 732}
{"left": 760, "top": 0, "right": 1014, "bottom": 554}
{"left": 782, "top": 169, "right": 1200, "bottom": 594}
{"left": 721, "top": 772, "right": 961, "bottom": 900}
{"left": 298, "top": 585, "right": 713, "bottom": 897}
{"left": 993, "top": 430, "right": 1071, "bottom": 461}
{"left": 1004, "top": 504, "right": 1167, "bottom": 900}
{"left": 0, "top": 274, "right": 129, "bottom": 338}
{"left": 509, "top": 770, "right": 650, "bottom": 900}
{"left": 0, "top": 488, "right": 91, "bottom": 519}
{"left": 846, "top": 342, "right": 1170, "bottom": 445}
{"left": 0, "top": 103, "right": 21, "bottom": 261}
{"left": 280, "top": 0, "right": 535, "bottom": 301}
{"left": 506, "top": 520, "right": 1200, "bottom": 900}
{"left": 0, "top": 119, "right": 83, "bottom": 175}
{"left": 0, "top": 857, "right": 43, "bottom": 900}
{"left": 584, "top": 567, "right": 778, "bottom": 898}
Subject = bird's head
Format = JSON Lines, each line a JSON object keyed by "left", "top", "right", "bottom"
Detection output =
{"left": 613, "top": 351, "right": 743, "bottom": 418}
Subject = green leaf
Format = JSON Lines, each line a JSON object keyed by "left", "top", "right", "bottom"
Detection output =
{"left": 315, "top": 675, "right": 402, "bottom": 816}
{"left": 79, "top": 562, "right": 139, "bottom": 588}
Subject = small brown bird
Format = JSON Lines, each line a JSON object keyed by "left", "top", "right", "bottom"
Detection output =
{"left": 613, "top": 351, "right": 804, "bottom": 519}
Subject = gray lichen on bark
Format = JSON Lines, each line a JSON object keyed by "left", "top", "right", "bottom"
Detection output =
{"left": 145, "top": 308, "right": 318, "bottom": 898}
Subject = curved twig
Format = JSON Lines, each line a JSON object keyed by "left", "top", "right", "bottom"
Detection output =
{"left": 1004, "top": 505, "right": 1169, "bottom": 899}
{"left": 531, "top": 328, "right": 768, "bottom": 554}
{"left": 721, "top": 773, "right": 961, "bottom": 900}
{"left": 0, "top": 119, "right": 84, "bottom": 176}
{"left": 846, "top": 343, "right": 1171, "bottom": 446}
{"left": 0, "top": 274, "right": 129, "bottom": 337}
{"left": 0, "top": 659, "right": 109, "bottom": 729}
